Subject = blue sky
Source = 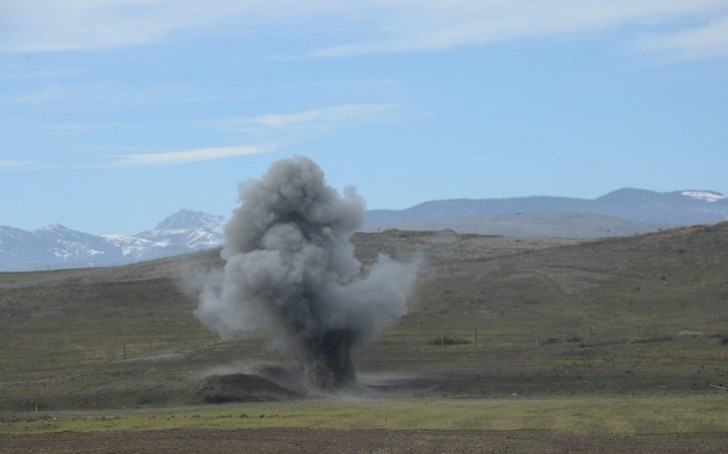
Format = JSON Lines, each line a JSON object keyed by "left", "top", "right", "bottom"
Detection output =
{"left": 2, "top": 1, "right": 728, "bottom": 235}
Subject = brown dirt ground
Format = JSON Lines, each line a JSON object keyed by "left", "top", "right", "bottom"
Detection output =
{"left": 2, "top": 428, "right": 728, "bottom": 454}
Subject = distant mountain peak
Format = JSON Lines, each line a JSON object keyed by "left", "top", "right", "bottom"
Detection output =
{"left": 38, "top": 223, "right": 70, "bottom": 232}
{"left": 155, "top": 209, "right": 225, "bottom": 231}
{"left": 596, "top": 187, "right": 657, "bottom": 200}
{"left": 0, "top": 210, "right": 227, "bottom": 271}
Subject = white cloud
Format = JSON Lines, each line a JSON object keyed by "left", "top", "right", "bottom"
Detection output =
{"left": 637, "top": 15, "right": 728, "bottom": 59}
{"left": 0, "top": 0, "right": 342, "bottom": 53}
{"left": 2, "top": 1, "right": 727, "bottom": 59}
{"left": 104, "top": 144, "right": 278, "bottom": 168}
{"left": 229, "top": 104, "right": 400, "bottom": 133}
{"left": 309, "top": 1, "right": 728, "bottom": 58}
{"left": 43, "top": 121, "right": 159, "bottom": 134}
{"left": 0, "top": 68, "right": 86, "bottom": 80}
{"left": 1, "top": 84, "right": 186, "bottom": 109}
{"left": 0, "top": 160, "right": 35, "bottom": 170}
{"left": 1, "top": 0, "right": 224, "bottom": 52}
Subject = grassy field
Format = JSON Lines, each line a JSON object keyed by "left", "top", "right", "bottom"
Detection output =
{"left": 2, "top": 224, "right": 728, "bottom": 441}
{"left": 3, "top": 396, "right": 727, "bottom": 435}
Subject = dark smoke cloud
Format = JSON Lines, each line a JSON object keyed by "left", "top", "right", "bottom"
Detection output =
{"left": 195, "top": 156, "right": 419, "bottom": 389}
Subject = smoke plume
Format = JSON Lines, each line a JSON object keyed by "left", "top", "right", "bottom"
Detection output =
{"left": 194, "top": 156, "right": 419, "bottom": 389}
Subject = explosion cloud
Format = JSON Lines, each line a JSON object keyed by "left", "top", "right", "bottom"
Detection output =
{"left": 195, "top": 156, "right": 419, "bottom": 389}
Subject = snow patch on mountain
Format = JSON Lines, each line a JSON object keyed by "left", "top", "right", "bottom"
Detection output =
{"left": 682, "top": 191, "right": 728, "bottom": 203}
{"left": 134, "top": 210, "right": 225, "bottom": 252}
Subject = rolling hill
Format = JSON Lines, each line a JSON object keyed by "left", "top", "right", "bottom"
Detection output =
{"left": 1, "top": 222, "right": 727, "bottom": 410}
{"left": 365, "top": 188, "right": 728, "bottom": 234}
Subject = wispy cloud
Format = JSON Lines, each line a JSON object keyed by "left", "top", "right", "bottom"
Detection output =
{"left": 226, "top": 104, "right": 400, "bottom": 134}
{"left": 103, "top": 144, "right": 278, "bottom": 168}
{"left": 0, "top": 68, "right": 86, "bottom": 80}
{"left": 1, "top": 1, "right": 230, "bottom": 52}
{"left": 0, "top": 0, "right": 335, "bottom": 53}
{"left": 0, "top": 160, "right": 35, "bottom": 170}
{"left": 637, "top": 15, "right": 728, "bottom": 59}
{"left": 43, "top": 121, "right": 167, "bottom": 135}
{"left": 308, "top": 1, "right": 728, "bottom": 59}
{"left": 1, "top": 84, "right": 187, "bottom": 110}
{"left": 3, "top": 1, "right": 728, "bottom": 60}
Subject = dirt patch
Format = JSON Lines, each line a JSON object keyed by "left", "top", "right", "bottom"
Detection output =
{"left": 196, "top": 373, "right": 298, "bottom": 403}
{"left": 3, "top": 428, "right": 728, "bottom": 453}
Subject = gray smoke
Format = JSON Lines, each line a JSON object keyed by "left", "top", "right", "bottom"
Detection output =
{"left": 194, "top": 156, "right": 419, "bottom": 389}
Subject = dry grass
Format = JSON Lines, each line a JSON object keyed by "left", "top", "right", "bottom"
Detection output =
{"left": 3, "top": 396, "right": 727, "bottom": 435}
{"left": 2, "top": 223, "right": 728, "bottom": 432}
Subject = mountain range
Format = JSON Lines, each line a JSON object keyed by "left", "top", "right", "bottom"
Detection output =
{"left": 1, "top": 188, "right": 727, "bottom": 271}
{"left": 0, "top": 210, "right": 225, "bottom": 272}
{"left": 364, "top": 188, "right": 728, "bottom": 235}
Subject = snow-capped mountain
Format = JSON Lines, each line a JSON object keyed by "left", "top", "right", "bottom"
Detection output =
{"left": 133, "top": 209, "right": 225, "bottom": 258}
{"left": 2, "top": 188, "right": 728, "bottom": 271}
{"left": 0, "top": 210, "right": 226, "bottom": 271}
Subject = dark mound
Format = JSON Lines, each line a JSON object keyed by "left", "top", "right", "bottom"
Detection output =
{"left": 196, "top": 373, "right": 299, "bottom": 404}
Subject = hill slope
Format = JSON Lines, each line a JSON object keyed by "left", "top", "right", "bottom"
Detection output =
{"left": 1, "top": 223, "right": 727, "bottom": 410}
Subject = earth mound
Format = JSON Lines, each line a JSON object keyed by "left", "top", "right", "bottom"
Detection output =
{"left": 196, "top": 373, "right": 299, "bottom": 403}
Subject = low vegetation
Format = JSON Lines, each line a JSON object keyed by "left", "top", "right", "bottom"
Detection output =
{"left": 2, "top": 223, "right": 728, "bottom": 439}
{"left": 3, "top": 396, "right": 727, "bottom": 435}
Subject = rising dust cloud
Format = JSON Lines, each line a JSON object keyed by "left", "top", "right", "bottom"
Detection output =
{"left": 194, "top": 156, "right": 420, "bottom": 389}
